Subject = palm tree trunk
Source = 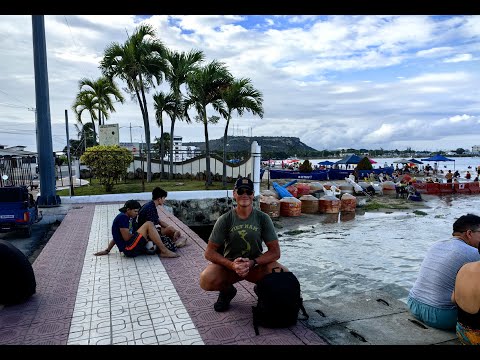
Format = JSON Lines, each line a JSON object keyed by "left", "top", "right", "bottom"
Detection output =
{"left": 160, "top": 126, "right": 165, "bottom": 180}
{"left": 133, "top": 77, "right": 152, "bottom": 183}
{"left": 203, "top": 111, "right": 211, "bottom": 187}
{"left": 222, "top": 117, "right": 230, "bottom": 187}
{"left": 138, "top": 79, "right": 152, "bottom": 182}
{"left": 169, "top": 118, "right": 175, "bottom": 180}
{"left": 91, "top": 119, "right": 97, "bottom": 146}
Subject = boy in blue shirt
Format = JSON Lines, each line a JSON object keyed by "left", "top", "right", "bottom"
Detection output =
{"left": 94, "top": 200, "right": 178, "bottom": 258}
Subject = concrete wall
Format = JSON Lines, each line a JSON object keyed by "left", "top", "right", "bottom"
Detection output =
{"left": 60, "top": 190, "right": 260, "bottom": 227}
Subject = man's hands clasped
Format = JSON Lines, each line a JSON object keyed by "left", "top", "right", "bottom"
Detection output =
{"left": 233, "top": 257, "right": 252, "bottom": 278}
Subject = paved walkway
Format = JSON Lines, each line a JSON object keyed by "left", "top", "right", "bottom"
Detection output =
{"left": 0, "top": 202, "right": 326, "bottom": 345}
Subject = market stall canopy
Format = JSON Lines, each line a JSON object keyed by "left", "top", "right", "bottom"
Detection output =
{"left": 393, "top": 158, "right": 411, "bottom": 164}
{"left": 408, "top": 158, "right": 423, "bottom": 165}
{"left": 420, "top": 154, "right": 455, "bottom": 162}
{"left": 421, "top": 154, "right": 455, "bottom": 170}
{"left": 335, "top": 154, "right": 363, "bottom": 164}
{"left": 318, "top": 160, "right": 336, "bottom": 166}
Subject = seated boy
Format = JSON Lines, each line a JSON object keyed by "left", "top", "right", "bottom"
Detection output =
{"left": 94, "top": 200, "right": 178, "bottom": 258}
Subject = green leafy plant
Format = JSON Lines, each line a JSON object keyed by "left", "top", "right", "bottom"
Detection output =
{"left": 80, "top": 145, "right": 133, "bottom": 192}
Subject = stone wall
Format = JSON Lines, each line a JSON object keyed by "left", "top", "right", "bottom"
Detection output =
{"left": 165, "top": 197, "right": 260, "bottom": 227}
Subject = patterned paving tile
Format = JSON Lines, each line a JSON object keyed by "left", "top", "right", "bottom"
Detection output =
{"left": 1, "top": 201, "right": 326, "bottom": 346}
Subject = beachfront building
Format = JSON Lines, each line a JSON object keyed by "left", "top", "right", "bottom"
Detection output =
{"left": 0, "top": 145, "right": 37, "bottom": 158}
{"left": 472, "top": 145, "right": 480, "bottom": 154}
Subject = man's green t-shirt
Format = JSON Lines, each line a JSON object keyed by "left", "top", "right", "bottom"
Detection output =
{"left": 209, "top": 208, "right": 278, "bottom": 261}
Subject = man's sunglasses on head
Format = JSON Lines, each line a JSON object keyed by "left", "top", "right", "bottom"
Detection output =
{"left": 237, "top": 188, "right": 253, "bottom": 196}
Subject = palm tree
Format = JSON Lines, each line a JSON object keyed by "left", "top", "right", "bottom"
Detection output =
{"left": 68, "top": 122, "right": 95, "bottom": 157}
{"left": 77, "top": 76, "right": 125, "bottom": 126}
{"left": 220, "top": 78, "right": 264, "bottom": 186}
{"left": 184, "top": 60, "right": 233, "bottom": 186}
{"left": 72, "top": 92, "right": 99, "bottom": 145}
{"left": 163, "top": 49, "right": 204, "bottom": 180}
{"left": 153, "top": 132, "right": 171, "bottom": 162}
{"left": 100, "top": 24, "right": 166, "bottom": 182}
{"left": 153, "top": 91, "right": 176, "bottom": 178}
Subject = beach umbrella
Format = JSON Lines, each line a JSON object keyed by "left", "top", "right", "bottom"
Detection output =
{"left": 408, "top": 158, "right": 423, "bottom": 165}
{"left": 369, "top": 159, "right": 377, "bottom": 164}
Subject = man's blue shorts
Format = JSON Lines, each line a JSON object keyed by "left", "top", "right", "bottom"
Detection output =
{"left": 407, "top": 296, "right": 457, "bottom": 330}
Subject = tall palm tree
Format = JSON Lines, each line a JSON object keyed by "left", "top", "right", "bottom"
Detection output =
{"left": 220, "top": 78, "right": 264, "bottom": 186}
{"left": 153, "top": 91, "right": 176, "bottom": 178}
{"left": 100, "top": 24, "right": 166, "bottom": 182}
{"left": 184, "top": 60, "right": 233, "bottom": 186}
{"left": 77, "top": 76, "right": 125, "bottom": 126}
{"left": 72, "top": 92, "right": 99, "bottom": 145}
{"left": 163, "top": 49, "right": 204, "bottom": 180}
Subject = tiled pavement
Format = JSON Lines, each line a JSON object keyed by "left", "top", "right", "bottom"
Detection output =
{"left": 0, "top": 202, "right": 327, "bottom": 346}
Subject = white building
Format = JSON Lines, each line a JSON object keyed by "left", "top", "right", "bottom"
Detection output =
{"left": 169, "top": 136, "right": 200, "bottom": 162}
{"left": 123, "top": 137, "right": 200, "bottom": 162}
{"left": 472, "top": 145, "right": 480, "bottom": 154}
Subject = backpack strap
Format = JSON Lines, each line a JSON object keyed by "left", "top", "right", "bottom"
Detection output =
{"left": 252, "top": 305, "right": 260, "bottom": 335}
{"left": 299, "top": 297, "right": 309, "bottom": 320}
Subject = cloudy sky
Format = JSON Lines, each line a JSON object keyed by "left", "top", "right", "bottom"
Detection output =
{"left": 1, "top": 15, "right": 479, "bottom": 153}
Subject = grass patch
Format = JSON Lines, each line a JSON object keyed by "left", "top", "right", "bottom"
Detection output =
{"left": 413, "top": 210, "right": 428, "bottom": 216}
{"left": 56, "top": 179, "right": 229, "bottom": 196}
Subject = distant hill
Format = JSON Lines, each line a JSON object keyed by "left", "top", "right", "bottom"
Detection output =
{"left": 183, "top": 136, "right": 318, "bottom": 156}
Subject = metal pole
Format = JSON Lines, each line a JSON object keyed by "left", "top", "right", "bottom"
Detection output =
{"left": 65, "top": 109, "right": 74, "bottom": 196}
{"left": 32, "top": 15, "right": 60, "bottom": 206}
{"left": 267, "top": 159, "right": 271, "bottom": 190}
{"left": 141, "top": 134, "right": 145, "bottom": 192}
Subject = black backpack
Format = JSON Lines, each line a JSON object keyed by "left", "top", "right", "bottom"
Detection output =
{"left": 252, "top": 267, "right": 308, "bottom": 335}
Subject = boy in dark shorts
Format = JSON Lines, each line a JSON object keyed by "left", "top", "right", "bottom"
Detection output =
{"left": 94, "top": 200, "right": 178, "bottom": 258}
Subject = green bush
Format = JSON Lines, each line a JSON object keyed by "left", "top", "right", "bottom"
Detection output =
{"left": 80, "top": 145, "right": 133, "bottom": 192}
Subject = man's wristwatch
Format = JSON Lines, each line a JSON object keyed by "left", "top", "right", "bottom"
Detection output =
{"left": 252, "top": 258, "right": 258, "bottom": 268}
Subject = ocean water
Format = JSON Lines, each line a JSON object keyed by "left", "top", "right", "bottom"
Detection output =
{"left": 277, "top": 193, "right": 480, "bottom": 304}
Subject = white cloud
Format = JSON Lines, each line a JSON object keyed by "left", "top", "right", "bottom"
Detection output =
{"left": 443, "top": 53, "right": 474, "bottom": 63}
{"left": 1, "top": 15, "right": 480, "bottom": 153}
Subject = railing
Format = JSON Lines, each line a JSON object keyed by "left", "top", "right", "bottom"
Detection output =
{"left": 0, "top": 156, "right": 36, "bottom": 187}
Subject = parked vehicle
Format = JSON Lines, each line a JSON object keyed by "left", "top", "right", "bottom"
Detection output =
{"left": 0, "top": 175, "right": 42, "bottom": 237}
